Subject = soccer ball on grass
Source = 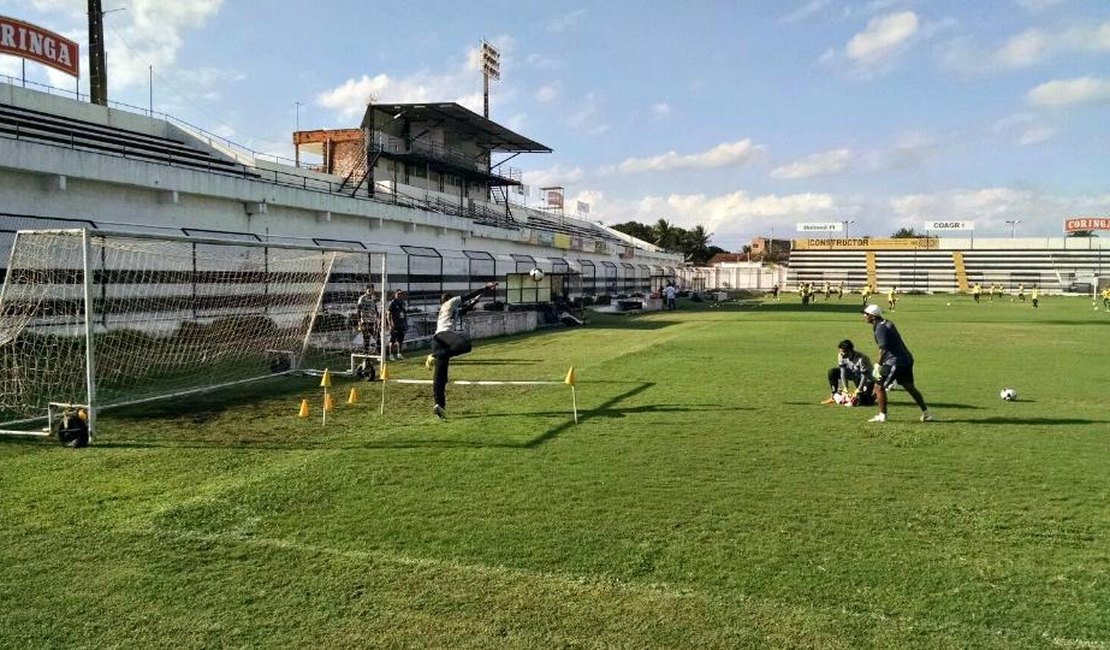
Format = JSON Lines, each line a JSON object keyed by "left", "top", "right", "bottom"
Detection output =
{"left": 1000, "top": 388, "right": 1017, "bottom": 401}
{"left": 529, "top": 267, "right": 545, "bottom": 282}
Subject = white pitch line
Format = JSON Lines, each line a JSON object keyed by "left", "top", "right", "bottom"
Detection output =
{"left": 390, "top": 379, "right": 563, "bottom": 386}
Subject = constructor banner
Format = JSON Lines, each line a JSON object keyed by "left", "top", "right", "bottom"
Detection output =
{"left": 796, "top": 222, "right": 843, "bottom": 233}
{"left": 1065, "top": 217, "right": 1110, "bottom": 232}
{"left": 793, "top": 237, "right": 940, "bottom": 250}
{"left": 924, "top": 220, "right": 974, "bottom": 231}
{"left": 0, "top": 15, "right": 79, "bottom": 77}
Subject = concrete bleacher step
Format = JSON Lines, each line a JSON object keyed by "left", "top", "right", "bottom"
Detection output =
{"left": 0, "top": 102, "right": 252, "bottom": 176}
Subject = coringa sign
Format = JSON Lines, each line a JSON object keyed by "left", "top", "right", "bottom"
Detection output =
{"left": 0, "top": 15, "right": 79, "bottom": 78}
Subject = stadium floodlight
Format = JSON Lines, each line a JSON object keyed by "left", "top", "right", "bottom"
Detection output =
{"left": 0, "top": 229, "right": 387, "bottom": 441}
{"left": 843, "top": 220, "right": 856, "bottom": 238}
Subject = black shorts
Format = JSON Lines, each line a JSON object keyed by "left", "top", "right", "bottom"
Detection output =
{"left": 390, "top": 328, "right": 405, "bottom": 344}
{"left": 878, "top": 362, "right": 915, "bottom": 387}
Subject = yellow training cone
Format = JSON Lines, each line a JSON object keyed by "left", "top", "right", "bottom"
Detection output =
{"left": 347, "top": 387, "right": 359, "bottom": 404}
{"left": 298, "top": 399, "right": 309, "bottom": 418}
{"left": 319, "top": 368, "right": 332, "bottom": 388}
{"left": 380, "top": 363, "right": 390, "bottom": 381}
{"left": 564, "top": 367, "right": 577, "bottom": 386}
{"left": 324, "top": 393, "right": 334, "bottom": 412}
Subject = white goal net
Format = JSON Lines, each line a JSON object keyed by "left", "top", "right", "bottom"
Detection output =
{"left": 0, "top": 229, "right": 384, "bottom": 434}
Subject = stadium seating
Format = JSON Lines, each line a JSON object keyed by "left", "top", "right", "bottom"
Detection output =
{"left": 788, "top": 246, "right": 1108, "bottom": 293}
{"left": 0, "top": 102, "right": 255, "bottom": 177}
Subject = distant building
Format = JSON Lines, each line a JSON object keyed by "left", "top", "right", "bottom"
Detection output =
{"left": 749, "top": 237, "right": 791, "bottom": 261}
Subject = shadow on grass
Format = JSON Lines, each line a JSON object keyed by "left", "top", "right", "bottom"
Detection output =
{"left": 942, "top": 417, "right": 1108, "bottom": 426}
{"left": 86, "top": 382, "right": 666, "bottom": 452}
{"left": 783, "top": 401, "right": 984, "bottom": 409}
{"left": 449, "top": 358, "right": 542, "bottom": 366}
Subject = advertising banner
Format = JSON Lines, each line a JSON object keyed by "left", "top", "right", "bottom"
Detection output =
{"left": 796, "top": 222, "right": 844, "bottom": 233}
{"left": 924, "top": 220, "right": 974, "bottom": 231}
{"left": 1065, "top": 217, "right": 1110, "bottom": 232}
{"left": 793, "top": 237, "right": 940, "bottom": 250}
{"left": 0, "top": 15, "right": 79, "bottom": 77}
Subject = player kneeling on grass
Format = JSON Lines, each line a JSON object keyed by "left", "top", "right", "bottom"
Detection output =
{"left": 428, "top": 282, "right": 499, "bottom": 420}
{"left": 863, "top": 304, "right": 932, "bottom": 423}
{"left": 824, "top": 339, "right": 876, "bottom": 406}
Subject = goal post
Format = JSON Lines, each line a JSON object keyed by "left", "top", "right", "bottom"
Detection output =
{"left": 0, "top": 229, "right": 386, "bottom": 440}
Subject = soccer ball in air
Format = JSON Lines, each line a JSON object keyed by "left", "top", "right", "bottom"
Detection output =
{"left": 529, "top": 267, "right": 545, "bottom": 282}
{"left": 1000, "top": 388, "right": 1017, "bottom": 401}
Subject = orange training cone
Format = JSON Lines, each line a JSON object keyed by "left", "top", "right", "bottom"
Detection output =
{"left": 298, "top": 399, "right": 309, "bottom": 418}
{"left": 380, "top": 363, "right": 390, "bottom": 381}
{"left": 324, "top": 393, "right": 334, "bottom": 412}
{"left": 564, "top": 367, "right": 577, "bottom": 386}
{"left": 319, "top": 368, "right": 332, "bottom": 388}
{"left": 347, "top": 387, "right": 359, "bottom": 404}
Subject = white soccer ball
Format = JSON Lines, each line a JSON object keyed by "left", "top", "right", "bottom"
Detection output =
{"left": 1000, "top": 388, "right": 1017, "bottom": 401}
{"left": 529, "top": 267, "right": 545, "bottom": 282}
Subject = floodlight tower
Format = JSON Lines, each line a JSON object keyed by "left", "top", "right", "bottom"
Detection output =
{"left": 88, "top": 0, "right": 107, "bottom": 105}
{"left": 480, "top": 40, "right": 501, "bottom": 119}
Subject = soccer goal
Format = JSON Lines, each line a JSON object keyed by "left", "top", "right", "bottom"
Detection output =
{"left": 0, "top": 229, "right": 387, "bottom": 441}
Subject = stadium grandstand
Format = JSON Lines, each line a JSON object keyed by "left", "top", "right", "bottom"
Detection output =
{"left": 0, "top": 79, "right": 682, "bottom": 336}
{"left": 786, "top": 236, "right": 1108, "bottom": 295}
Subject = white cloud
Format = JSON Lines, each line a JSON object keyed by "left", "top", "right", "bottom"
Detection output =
{"left": 650, "top": 103, "right": 673, "bottom": 119}
{"left": 616, "top": 139, "right": 766, "bottom": 174}
{"left": 891, "top": 187, "right": 1110, "bottom": 235}
{"left": 864, "top": 132, "right": 939, "bottom": 172}
{"left": 547, "top": 9, "right": 587, "bottom": 33}
{"left": 564, "top": 93, "right": 610, "bottom": 136}
{"left": 938, "top": 22, "right": 1110, "bottom": 74}
{"left": 1027, "top": 76, "right": 1110, "bottom": 109}
{"left": 992, "top": 113, "right": 1058, "bottom": 146}
{"left": 781, "top": 0, "right": 830, "bottom": 23}
{"left": 525, "top": 53, "right": 563, "bottom": 70}
{"left": 316, "top": 40, "right": 514, "bottom": 119}
{"left": 1017, "top": 126, "right": 1058, "bottom": 146}
{"left": 992, "top": 112, "right": 1037, "bottom": 132}
{"left": 535, "top": 84, "right": 558, "bottom": 103}
{"left": 101, "top": 0, "right": 225, "bottom": 90}
{"left": 586, "top": 189, "right": 839, "bottom": 246}
{"left": 846, "top": 11, "right": 919, "bottom": 68}
{"left": 772, "top": 148, "right": 853, "bottom": 179}
{"left": 523, "top": 164, "right": 584, "bottom": 188}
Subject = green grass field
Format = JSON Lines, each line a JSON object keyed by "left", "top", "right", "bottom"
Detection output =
{"left": 2, "top": 294, "right": 1108, "bottom": 648}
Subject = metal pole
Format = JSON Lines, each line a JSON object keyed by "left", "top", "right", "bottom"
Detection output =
{"left": 148, "top": 65, "right": 153, "bottom": 115}
{"left": 81, "top": 230, "right": 98, "bottom": 440}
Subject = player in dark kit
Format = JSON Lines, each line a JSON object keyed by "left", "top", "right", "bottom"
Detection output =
{"left": 385, "top": 290, "right": 407, "bottom": 361}
{"left": 863, "top": 304, "right": 932, "bottom": 423}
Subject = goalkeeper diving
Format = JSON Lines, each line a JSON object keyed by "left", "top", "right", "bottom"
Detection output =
{"left": 823, "top": 339, "right": 876, "bottom": 406}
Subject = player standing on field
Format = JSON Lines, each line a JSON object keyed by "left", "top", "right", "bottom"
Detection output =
{"left": 863, "top": 304, "right": 932, "bottom": 423}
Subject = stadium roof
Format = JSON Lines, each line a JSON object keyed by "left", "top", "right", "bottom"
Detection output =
{"left": 362, "top": 103, "right": 552, "bottom": 153}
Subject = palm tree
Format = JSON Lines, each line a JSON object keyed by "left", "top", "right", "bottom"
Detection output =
{"left": 682, "top": 225, "right": 713, "bottom": 264}
{"left": 653, "top": 219, "right": 677, "bottom": 250}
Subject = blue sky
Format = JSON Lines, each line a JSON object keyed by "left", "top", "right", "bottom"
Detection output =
{"left": 2, "top": 0, "right": 1108, "bottom": 248}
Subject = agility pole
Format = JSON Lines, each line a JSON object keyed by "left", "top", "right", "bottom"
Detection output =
{"left": 382, "top": 367, "right": 578, "bottom": 423}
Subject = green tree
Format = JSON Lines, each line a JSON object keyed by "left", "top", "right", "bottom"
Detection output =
{"left": 681, "top": 224, "right": 714, "bottom": 264}
{"left": 1067, "top": 230, "right": 1098, "bottom": 237}
{"left": 891, "top": 227, "right": 920, "bottom": 238}
{"left": 652, "top": 219, "right": 680, "bottom": 250}
{"left": 610, "top": 221, "right": 654, "bottom": 243}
